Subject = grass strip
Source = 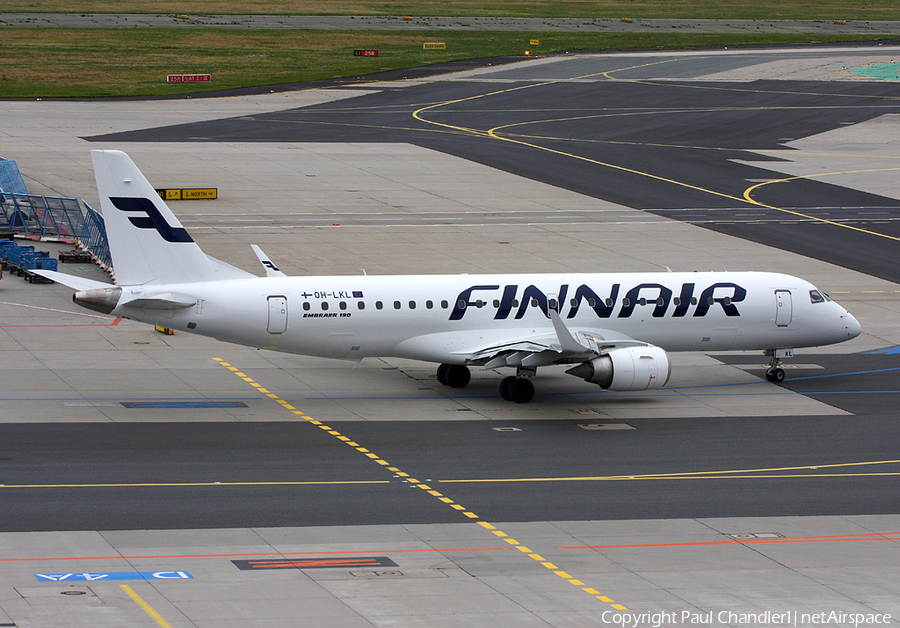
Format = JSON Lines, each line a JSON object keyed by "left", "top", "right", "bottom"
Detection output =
{"left": 2, "top": 1, "right": 900, "bottom": 20}
{"left": 0, "top": 28, "right": 890, "bottom": 98}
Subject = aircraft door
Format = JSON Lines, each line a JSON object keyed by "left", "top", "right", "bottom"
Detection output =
{"left": 775, "top": 290, "right": 792, "bottom": 327}
{"left": 267, "top": 296, "right": 288, "bottom": 334}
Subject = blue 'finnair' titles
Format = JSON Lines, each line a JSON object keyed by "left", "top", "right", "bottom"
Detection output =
{"left": 36, "top": 150, "right": 862, "bottom": 403}
{"left": 450, "top": 282, "right": 746, "bottom": 321}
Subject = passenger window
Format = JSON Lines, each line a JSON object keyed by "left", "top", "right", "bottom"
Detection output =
{"left": 303, "top": 302, "right": 311, "bottom": 311}
{"left": 358, "top": 301, "right": 365, "bottom": 310}
{"left": 476, "top": 300, "right": 484, "bottom": 308}
{"left": 441, "top": 300, "right": 449, "bottom": 309}
{"left": 376, "top": 301, "right": 383, "bottom": 310}
{"left": 673, "top": 297, "right": 681, "bottom": 306}
{"left": 493, "top": 299, "right": 500, "bottom": 308}
{"left": 339, "top": 301, "right": 347, "bottom": 310}
{"left": 409, "top": 301, "right": 416, "bottom": 309}
{"left": 605, "top": 298, "right": 613, "bottom": 307}
{"left": 457, "top": 299, "right": 466, "bottom": 309}
{"left": 639, "top": 297, "right": 647, "bottom": 306}
{"left": 622, "top": 298, "right": 630, "bottom": 307}
{"left": 530, "top": 298, "right": 538, "bottom": 307}
{"left": 394, "top": 301, "right": 401, "bottom": 310}
{"left": 691, "top": 297, "right": 698, "bottom": 306}
{"left": 322, "top": 302, "right": 329, "bottom": 311}
{"left": 426, "top": 300, "right": 433, "bottom": 309}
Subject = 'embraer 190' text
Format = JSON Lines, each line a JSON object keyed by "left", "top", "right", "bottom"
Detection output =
{"left": 449, "top": 282, "right": 747, "bottom": 321}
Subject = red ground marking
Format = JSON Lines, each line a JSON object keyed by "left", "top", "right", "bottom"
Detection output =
{"left": 558, "top": 531, "right": 900, "bottom": 550}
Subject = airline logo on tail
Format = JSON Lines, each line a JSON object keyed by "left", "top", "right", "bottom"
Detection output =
{"left": 109, "top": 196, "right": 193, "bottom": 243}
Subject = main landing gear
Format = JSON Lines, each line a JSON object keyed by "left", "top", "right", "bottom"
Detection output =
{"left": 436, "top": 363, "right": 470, "bottom": 388}
{"left": 435, "top": 363, "right": 535, "bottom": 403}
{"left": 499, "top": 376, "right": 534, "bottom": 404}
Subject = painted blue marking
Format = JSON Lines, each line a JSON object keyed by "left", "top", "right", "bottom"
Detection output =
{"left": 121, "top": 401, "right": 248, "bottom": 408}
{"left": 0, "top": 397, "right": 258, "bottom": 402}
{"left": 36, "top": 571, "right": 192, "bottom": 582}
{"left": 869, "top": 346, "right": 900, "bottom": 355}
{"left": 297, "top": 365, "right": 900, "bottom": 401}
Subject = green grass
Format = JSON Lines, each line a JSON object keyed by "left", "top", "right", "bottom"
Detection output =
{"left": 2, "top": 1, "right": 900, "bottom": 20}
{"left": 2, "top": 1, "right": 898, "bottom": 98}
{"left": 0, "top": 28, "right": 891, "bottom": 98}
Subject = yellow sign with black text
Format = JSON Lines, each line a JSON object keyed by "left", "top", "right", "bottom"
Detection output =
{"left": 423, "top": 42, "right": 446, "bottom": 50}
{"left": 155, "top": 188, "right": 217, "bottom": 201}
{"left": 182, "top": 188, "right": 217, "bottom": 200}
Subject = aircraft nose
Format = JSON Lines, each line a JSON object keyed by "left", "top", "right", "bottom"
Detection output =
{"left": 843, "top": 311, "right": 862, "bottom": 339}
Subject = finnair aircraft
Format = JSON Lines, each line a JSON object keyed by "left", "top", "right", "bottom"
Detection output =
{"left": 40, "top": 150, "right": 861, "bottom": 403}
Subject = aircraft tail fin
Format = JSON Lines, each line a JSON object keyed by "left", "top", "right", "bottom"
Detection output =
{"left": 90, "top": 150, "right": 252, "bottom": 286}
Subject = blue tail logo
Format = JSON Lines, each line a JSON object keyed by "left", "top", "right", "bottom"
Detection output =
{"left": 109, "top": 197, "right": 194, "bottom": 243}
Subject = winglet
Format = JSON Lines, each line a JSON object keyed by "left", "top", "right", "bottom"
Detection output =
{"left": 548, "top": 309, "right": 591, "bottom": 354}
{"left": 251, "top": 244, "right": 287, "bottom": 277}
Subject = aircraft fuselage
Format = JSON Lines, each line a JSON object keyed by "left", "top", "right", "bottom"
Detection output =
{"left": 108, "top": 271, "right": 859, "bottom": 363}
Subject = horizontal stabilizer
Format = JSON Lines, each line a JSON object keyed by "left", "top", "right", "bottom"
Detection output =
{"left": 30, "top": 270, "right": 111, "bottom": 292}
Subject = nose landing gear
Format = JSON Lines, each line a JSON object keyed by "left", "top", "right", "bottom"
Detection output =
{"left": 765, "top": 365, "right": 786, "bottom": 383}
{"left": 764, "top": 348, "right": 792, "bottom": 383}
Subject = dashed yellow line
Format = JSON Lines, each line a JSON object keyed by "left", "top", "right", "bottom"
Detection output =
{"left": 120, "top": 585, "right": 175, "bottom": 628}
{"left": 213, "top": 357, "right": 628, "bottom": 611}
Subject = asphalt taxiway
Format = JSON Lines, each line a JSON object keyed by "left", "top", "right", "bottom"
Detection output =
{"left": 1, "top": 46, "right": 900, "bottom": 627}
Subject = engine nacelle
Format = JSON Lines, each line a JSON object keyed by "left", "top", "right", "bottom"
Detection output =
{"left": 566, "top": 346, "right": 671, "bottom": 391}
{"left": 73, "top": 287, "right": 122, "bottom": 315}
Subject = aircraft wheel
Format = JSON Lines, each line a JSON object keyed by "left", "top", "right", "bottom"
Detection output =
{"left": 508, "top": 378, "right": 534, "bottom": 404}
{"left": 499, "top": 376, "right": 516, "bottom": 401}
{"left": 766, "top": 367, "right": 785, "bottom": 383}
{"left": 436, "top": 363, "right": 450, "bottom": 386}
{"left": 446, "top": 365, "right": 471, "bottom": 389}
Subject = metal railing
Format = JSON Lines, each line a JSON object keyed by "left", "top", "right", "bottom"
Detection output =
{"left": 0, "top": 158, "right": 29, "bottom": 196}
{"left": 1, "top": 159, "right": 112, "bottom": 275}
{"left": 1, "top": 194, "right": 112, "bottom": 272}
{"left": 78, "top": 202, "right": 111, "bottom": 270}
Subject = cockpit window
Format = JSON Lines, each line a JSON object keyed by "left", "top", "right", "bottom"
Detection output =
{"left": 809, "top": 289, "right": 831, "bottom": 304}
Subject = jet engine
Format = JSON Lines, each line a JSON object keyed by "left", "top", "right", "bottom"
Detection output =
{"left": 73, "top": 287, "right": 122, "bottom": 315}
{"left": 566, "top": 346, "right": 671, "bottom": 391}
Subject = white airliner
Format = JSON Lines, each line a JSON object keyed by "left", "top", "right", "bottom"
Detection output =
{"left": 39, "top": 150, "right": 861, "bottom": 403}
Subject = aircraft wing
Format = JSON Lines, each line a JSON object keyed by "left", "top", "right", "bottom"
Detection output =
{"left": 456, "top": 311, "right": 647, "bottom": 369}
